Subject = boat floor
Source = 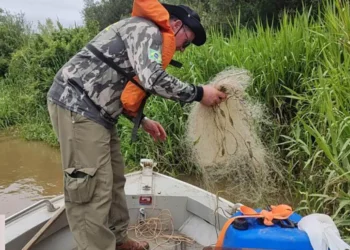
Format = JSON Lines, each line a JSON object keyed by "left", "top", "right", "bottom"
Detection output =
{"left": 126, "top": 230, "right": 204, "bottom": 250}
{"left": 7, "top": 171, "right": 234, "bottom": 250}
{"left": 35, "top": 226, "right": 205, "bottom": 250}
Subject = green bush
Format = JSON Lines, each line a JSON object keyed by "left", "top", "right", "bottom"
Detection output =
{"left": 82, "top": 0, "right": 321, "bottom": 33}
{"left": 0, "top": 9, "right": 29, "bottom": 77}
{"left": 0, "top": 20, "right": 98, "bottom": 133}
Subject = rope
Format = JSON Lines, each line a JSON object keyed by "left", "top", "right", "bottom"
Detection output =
{"left": 128, "top": 209, "right": 195, "bottom": 249}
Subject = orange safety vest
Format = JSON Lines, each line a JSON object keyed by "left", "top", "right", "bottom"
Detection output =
{"left": 121, "top": 0, "right": 176, "bottom": 117}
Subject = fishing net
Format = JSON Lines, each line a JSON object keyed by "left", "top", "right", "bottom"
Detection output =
{"left": 185, "top": 68, "right": 283, "bottom": 205}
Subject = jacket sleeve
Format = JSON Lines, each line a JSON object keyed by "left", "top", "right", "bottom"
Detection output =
{"left": 121, "top": 19, "right": 203, "bottom": 103}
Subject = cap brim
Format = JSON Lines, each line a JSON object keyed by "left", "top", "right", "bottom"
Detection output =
{"left": 162, "top": 4, "right": 206, "bottom": 46}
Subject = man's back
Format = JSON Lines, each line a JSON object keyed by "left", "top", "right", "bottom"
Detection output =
{"left": 47, "top": 16, "right": 163, "bottom": 128}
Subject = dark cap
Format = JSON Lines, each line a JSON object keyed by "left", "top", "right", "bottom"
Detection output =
{"left": 162, "top": 3, "right": 206, "bottom": 46}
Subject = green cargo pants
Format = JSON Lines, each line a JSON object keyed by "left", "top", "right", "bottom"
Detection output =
{"left": 48, "top": 101, "right": 130, "bottom": 250}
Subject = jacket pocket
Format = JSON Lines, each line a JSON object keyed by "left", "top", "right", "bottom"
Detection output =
{"left": 64, "top": 167, "right": 98, "bottom": 204}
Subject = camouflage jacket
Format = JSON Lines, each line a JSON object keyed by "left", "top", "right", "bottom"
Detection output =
{"left": 47, "top": 16, "right": 203, "bottom": 129}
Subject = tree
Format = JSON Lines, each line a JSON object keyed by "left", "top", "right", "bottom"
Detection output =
{"left": 81, "top": 0, "right": 322, "bottom": 35}
{"left": 83, "top": 0, "right": 133, "bottom": 31}
{"left": 0, "top": 9, "right": 30, "bottom": 77}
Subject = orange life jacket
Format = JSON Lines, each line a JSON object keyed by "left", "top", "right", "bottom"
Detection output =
{"left": 121, "top": 0, "right": 176, "bottom": 117}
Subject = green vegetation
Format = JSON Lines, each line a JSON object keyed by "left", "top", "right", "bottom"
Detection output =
{"left": 0, "top": 8, "right": 30, "bottom": 77}
{"left": 0, "top": 0, "right": 349, "bottom": 240}
{"left": 0, "top": 18, "right": 98, "bottom": 144}
{"left": 82, "top": 0, "right": 320, "bottom": 31}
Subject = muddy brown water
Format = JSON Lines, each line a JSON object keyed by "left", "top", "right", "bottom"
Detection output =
{"left": 0, "top": 133, "right": 211, "bottom": 218}
{"left": 0, "top": 133, "right": 63, "bottom": 217}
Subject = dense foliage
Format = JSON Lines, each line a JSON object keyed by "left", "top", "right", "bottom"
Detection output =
{"left": 82, "top": 0, "right": 322, "bottom": 31}
{"left": 0, "top": 9, "right": 30, "bottom": 77}
{"left": 0, "top": 0, "right": 349, "bottom": 240}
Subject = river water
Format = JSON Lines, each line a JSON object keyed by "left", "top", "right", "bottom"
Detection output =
{"left": 0, "top": 133, "right": 206, "bottom": 218}
{"left": 0, "top": 133, "right": 63, "bottom": 217}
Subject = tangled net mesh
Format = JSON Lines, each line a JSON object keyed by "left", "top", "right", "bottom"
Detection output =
{"left": 185, "top": 67, "right": 283, "bottom": 205}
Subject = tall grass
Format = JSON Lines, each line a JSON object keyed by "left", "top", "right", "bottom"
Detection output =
{"left": 167, "top": 0, "right": 349, "bottom": 238}
{"left": 0, "top": 0, "right": 349, "bottom": 239}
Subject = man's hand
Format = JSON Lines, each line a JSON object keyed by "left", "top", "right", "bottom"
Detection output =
{"left": 200, "top": 85, "right": 227, "bottom": 106}
{"left": 141, "top": 117, "right": 167, "bottom": 141}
